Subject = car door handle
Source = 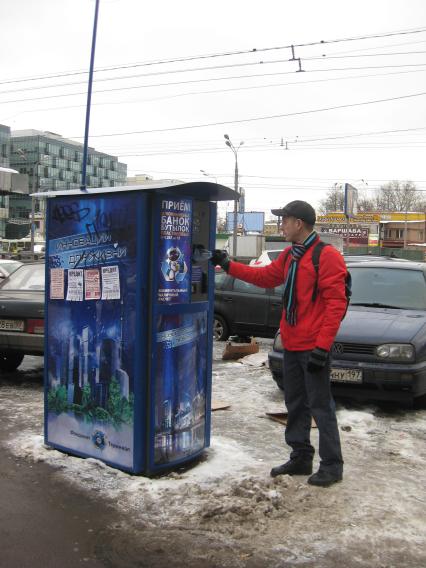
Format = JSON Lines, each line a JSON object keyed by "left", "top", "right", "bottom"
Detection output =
{"left": 224, "top": 297, "right": 233, "bottom": 302}
{"left": 271, "top": 302, "right": 282, "bottom": 307}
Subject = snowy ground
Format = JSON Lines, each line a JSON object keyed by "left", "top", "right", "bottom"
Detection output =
{"left": 1, "top": 344, "right": 426, "bottom": 567}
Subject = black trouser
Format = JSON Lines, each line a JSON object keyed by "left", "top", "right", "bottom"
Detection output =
{"left": 282, "top": 349, "right": 343, "bottom": 476}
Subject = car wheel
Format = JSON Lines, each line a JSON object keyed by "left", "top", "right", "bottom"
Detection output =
{"left": 0, "top": 351, "right": 25, "bottom": 372}
{"left": 213, "top": 314, "right": 229, "bottom": 341}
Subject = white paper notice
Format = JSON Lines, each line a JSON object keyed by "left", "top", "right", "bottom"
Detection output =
{"left": 66, "top": 269, "right": 84, "bottom": 302}
{"left": 84, "top": 269, "right": 101, "bottom": 300}
{"left": 50, "top": 268, "right": 64, "bottom": 300}
{"left": 101, "top": 265, "right": 120, "bottom": 300}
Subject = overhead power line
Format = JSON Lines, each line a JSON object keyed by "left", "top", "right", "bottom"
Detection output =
{"left": 132, "top": 170, "right": 426, "bottom": 183}
{"left": 68, "top": 90, "right": 426, "bottom": 138}
{"left": 304, "top": 49, "right": 426, "bottom": 61}
{"left": 3, "top": 63, "right": 426, "bottom": 106}
{"left": 294, "top": 125, "right": 426, "bottom": 144}
{"left": 1, "top": 25, "right": 425, "bottom": 85}
{"left": 2, "top": 49, "right": 426, "bottom": 96}
{"left": 7, "top": 67, "right": 426, "bottom": 119}
{"left": 87, "top": 126, "right": 426, "bottom": 156}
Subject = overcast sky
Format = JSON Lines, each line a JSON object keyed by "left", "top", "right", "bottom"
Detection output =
{"left": 2, "top": 0, "right": 426, "bottom": 218}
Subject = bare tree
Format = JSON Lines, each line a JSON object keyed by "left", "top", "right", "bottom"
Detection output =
{"left": 318, "top": 185, "right": 345, "bottom": 213}
{"left": 319, "top": 180, "right": 424, "bottom": 214}
{"left": 374, "top": 181, "right": 424, "bottom": 212}
{"left": 319, "top": 185, "right": 375, "bottom": 213}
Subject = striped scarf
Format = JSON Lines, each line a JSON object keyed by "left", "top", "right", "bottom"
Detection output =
{"left": 283, "top": 231, "right": 317, "bottom": 326}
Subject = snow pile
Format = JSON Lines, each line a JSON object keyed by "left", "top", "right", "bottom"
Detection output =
{"left": 198, "top": 475, "right": 310, "bottom": 528}
{"left": 6, "top": 430, "right": 312, "bottom": 537}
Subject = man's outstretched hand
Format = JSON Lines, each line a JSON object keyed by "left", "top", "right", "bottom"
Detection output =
{"left": 210, "top": 249, "right": 230, "bottom": 272}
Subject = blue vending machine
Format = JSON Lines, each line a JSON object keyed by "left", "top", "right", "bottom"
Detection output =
{"left": 43, "top": 181, "right": 237, "bottom": 474}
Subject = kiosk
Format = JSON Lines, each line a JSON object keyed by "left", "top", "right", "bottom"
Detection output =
{"left": 43, "top": 181, "right": 237, "bottom": 474}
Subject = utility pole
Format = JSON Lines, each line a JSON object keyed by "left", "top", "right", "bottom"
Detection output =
{"left": 81, "top": 0, "right": 100, "bottom": 191}
{"left": 224, "top": 135, "right": 243, "bottom": 258}
{"left": 404, "top": 209, "right": 408, "bottom": 249}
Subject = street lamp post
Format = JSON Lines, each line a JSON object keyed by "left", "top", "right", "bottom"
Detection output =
{"left": 224, "top": 135, "right": 243, "bottom": 258}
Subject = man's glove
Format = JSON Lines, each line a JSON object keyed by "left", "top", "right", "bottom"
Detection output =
{"left": 210, "top": 249, "right": 230, "bottom": 272}
{"left": 307, "top": 347, "right": 329, "bottom": 373}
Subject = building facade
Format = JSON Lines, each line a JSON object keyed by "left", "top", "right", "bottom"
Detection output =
{"left": 6, "top": 129, "right": 127, "bottom": 239}
{"left": 316, "top": 211, "right": 426, "bottom": 248}
{"left": 0, "top": 124, "right": 33, "bottom": 239}
{"left": 0, "top": 124, "right": 10, "bottom": 168}
{"left": 10, "top": 130, "right": 127, "bottom": 194}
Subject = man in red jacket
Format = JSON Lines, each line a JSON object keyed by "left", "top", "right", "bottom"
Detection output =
{"left": 211, "top": 200, "right": 347, "bottom": 487}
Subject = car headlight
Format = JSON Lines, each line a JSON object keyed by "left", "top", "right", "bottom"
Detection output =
{"left": 273, "top": 333, "right": 283, "bottom": 352}
{"left": 376, "top": 344, "right": 414, "bottom": 361}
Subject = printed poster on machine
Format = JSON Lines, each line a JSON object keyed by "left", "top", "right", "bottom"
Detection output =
{"left": 158, "top": 198, "right": 192, "bottom": 304}
{"left": 154, "top": 311, "right": 207, "bottom": 465}
{"left": 46, "top": 195, "right": 137, "bottom": 469}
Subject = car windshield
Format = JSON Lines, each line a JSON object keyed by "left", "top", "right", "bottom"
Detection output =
{"left": 0, "top": 263, "right": 45, "bottom": 291}
{"left": 350, "top": 267, "right": 426, "bottom": 310}
{"left": 0, "top": 261, "right": 21, "bottom": 275}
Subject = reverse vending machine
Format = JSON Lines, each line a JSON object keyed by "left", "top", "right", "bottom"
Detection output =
{"left": 43, "top": 181, "right": 237, "bottom": 474}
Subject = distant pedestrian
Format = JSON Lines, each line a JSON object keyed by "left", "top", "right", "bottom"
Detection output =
{"left": 211, "top": 200, "right": 348, "bottom": 487}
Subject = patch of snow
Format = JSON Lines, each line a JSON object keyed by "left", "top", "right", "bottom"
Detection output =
{"left": 238, "top": 352, "right": 269, "bottom": 367}
{"left": 2, "top": 340, "right": 426, "bottom": 566}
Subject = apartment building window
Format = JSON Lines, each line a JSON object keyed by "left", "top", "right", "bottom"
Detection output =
{"left": 395, "top": 229, "right": 404, "bottom": 239}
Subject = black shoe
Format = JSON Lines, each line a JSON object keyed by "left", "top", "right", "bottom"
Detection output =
{"left": 307, "top": 469, "right": 342, "bottom": 487}
{"left": 270, "top": 459, "right": 313, "bottom": 478}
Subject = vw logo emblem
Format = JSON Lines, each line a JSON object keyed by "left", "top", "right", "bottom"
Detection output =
{"left": 333, "top": 342, "right": 344, "bottom": 354}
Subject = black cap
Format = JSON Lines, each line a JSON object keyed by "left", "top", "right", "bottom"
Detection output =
{"left": 271, "top": 200, "right": 316, "bottom": 226}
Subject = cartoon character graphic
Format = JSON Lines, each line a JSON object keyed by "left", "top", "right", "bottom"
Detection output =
{"left": 161, "top": 247, "right": 188, "bottom": 282}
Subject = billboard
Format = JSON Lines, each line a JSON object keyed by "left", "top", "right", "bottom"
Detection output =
{"left": 226, "top": 211, "right": 264, "bottom": 233}
{"left": 344, "top": 183, "right": 358, "bottom": 218}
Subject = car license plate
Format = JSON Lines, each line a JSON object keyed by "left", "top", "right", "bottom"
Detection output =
{"left": 0, "top": 319, "right": 25, "bottom": 332}
{"left": 330, "top": 368, "right": 362, "bottom": 384}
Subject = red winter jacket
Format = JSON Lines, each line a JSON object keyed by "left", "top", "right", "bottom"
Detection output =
{"left": 228, "top": 238, "right": 347, "bottom": 351}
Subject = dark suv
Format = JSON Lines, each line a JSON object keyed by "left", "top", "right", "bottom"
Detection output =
{"left": 214, "top": 270, "right": 283, "bottom": 341}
